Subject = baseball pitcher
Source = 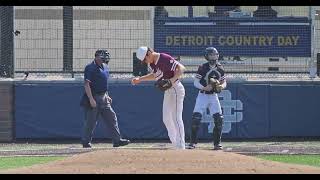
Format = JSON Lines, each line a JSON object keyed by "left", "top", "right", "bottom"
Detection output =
{"left": 131, "top": 46, "right": 186, "bottom": 149}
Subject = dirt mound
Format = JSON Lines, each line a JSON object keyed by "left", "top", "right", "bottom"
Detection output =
{"left": 2, "top": 149, "right": 320, "bottom": 174}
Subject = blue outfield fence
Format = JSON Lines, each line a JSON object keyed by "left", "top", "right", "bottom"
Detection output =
{"left": 14, "top": 81, "right": 320, "bottom": 139}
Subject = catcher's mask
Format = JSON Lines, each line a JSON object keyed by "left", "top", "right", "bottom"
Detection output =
{"left": 95, "top": 49, "right": 111, "bottom": 64}
{"left": 204, "top": 47, "right": 219, "bottom": 65}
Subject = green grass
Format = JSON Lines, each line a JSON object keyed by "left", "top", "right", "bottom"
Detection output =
{"left": 0, "top": 156, "right": 64, "bottom": 170}
{"left": 257, "top": 155, "right": 320, "bottom": 167}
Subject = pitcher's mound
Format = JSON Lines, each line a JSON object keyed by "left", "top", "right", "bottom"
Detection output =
{"left": 2, "top": 149, "right": 320, "bottom": 174}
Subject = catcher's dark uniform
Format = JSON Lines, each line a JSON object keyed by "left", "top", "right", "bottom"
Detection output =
{"left": 188, "top": 62, "right": 226, "bottom": 149}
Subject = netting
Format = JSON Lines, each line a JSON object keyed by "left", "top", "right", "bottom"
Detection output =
{"left": 0, "top": 6, "right": 319, "bottom": 80}
{"left": 158, "top": 6, "right": 313, "bottom": 78}
{"left": 13, "top": 6, "right": 63, "bottom": 78}
{"left": 72, "top": 6, "right": 151, "bottom": 75}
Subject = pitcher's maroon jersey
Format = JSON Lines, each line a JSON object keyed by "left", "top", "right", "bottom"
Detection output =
{"left": 149, "top": 53, "right": 180, "bottom": 81}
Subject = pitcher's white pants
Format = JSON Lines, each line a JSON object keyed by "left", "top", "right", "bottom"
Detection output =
{"left": 163, "top": 81, "right": 185, "bottom": 149}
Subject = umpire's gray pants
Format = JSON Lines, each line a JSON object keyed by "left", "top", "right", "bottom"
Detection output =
{"left": 81, "top": 92, "right": 121, "bottom": 144}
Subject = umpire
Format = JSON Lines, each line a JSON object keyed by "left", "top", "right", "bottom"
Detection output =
{"left": 80, "top": 49, "right": 130, "bottom": 148}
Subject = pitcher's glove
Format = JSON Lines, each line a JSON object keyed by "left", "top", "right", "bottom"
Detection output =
{"left": 209, "top": 78, "right": 223, "bottom": 93}
{"left": 155, "top": 79, "right": 172, "bottom": 92}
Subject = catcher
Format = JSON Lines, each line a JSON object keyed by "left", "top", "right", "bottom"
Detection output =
{"left": 186, "top": 47, "right": 226, "bottom": 150}
{"left": 131, "top": 46, "right": 186, "bottom": 149}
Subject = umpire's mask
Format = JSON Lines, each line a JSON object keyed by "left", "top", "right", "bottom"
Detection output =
{"left": 95, "top": 49, "right": 111, "bottom": 64}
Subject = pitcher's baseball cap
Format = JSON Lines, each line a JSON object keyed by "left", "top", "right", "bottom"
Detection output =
{"left": 136, "top": 46, "right": 148, "bottom": 61}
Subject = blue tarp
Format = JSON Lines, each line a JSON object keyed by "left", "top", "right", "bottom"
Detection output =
{"left": 14, "top": 81, "right": 320, "bottom": 139}
{"left": 269, "top": 84, "right": 320, "bottom": 136}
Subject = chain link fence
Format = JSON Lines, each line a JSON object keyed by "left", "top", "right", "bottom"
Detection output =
{"left": 0, "top": 6, "right": 318, "bottom": 80}
{"left": 158, "top": 6, "right": 314, "bottom": 79}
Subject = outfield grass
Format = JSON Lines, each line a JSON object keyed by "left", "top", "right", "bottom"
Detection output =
{"left": 0, "top": 156, "right": 64, "bottom": 170}
{"left": 257, "top": 155, "right": 320, "bottom": 167}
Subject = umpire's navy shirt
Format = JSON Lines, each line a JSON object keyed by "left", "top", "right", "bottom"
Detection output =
{"left": 84, "top": 60, "right": 109, "bottom": 94}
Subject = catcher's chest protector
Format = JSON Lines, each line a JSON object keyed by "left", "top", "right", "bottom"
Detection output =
{"left": 200, "top": 63, "right": 225, "bottom": 87}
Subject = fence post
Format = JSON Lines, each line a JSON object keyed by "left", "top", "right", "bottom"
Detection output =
{"left": 188, "top": 6, "right": 193, "bottom": 18}
{"left": 63, "top": 6, "right": 73, "bottom": 77}
{"left": 317, "top": 53, "right": 320, "bottom": 77}
{"left": 0, "top": 6, "right": 14, "bottom": 78}
{"left": 133, "top": 52, "right": 148, "bottom": 76}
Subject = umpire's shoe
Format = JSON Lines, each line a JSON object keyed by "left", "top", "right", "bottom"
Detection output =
{"left": 82, "top": 143, "right": 92, "bottom": 148}
{"left": 186, "top": 143, "right": 196, "bottom": 149}
{"left": 113, "top": 139, "right": 130, "bottom": 147}
{"left": 213, "top": 144, "right": 223, "bottom": 150}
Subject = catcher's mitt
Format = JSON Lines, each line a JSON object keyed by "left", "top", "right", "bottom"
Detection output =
{"left": 155, "top": 79, "right": 172, "bottom": 92}
{"left": 209, "top": 78, "right": 223, "bottom": 93}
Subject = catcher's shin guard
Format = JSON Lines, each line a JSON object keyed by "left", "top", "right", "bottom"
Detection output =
{"left": 190, "top": 112, "right": 202, "bottom": 144}
{"left": 213, "top": 113, "right": 224, "bottom": 146}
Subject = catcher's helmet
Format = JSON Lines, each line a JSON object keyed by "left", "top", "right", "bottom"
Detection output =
{"left": 204, "top": 47, "right": 219, "bottom": 61}
{"left": 95, "top": 49, "right": 111, "bottom": 63}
